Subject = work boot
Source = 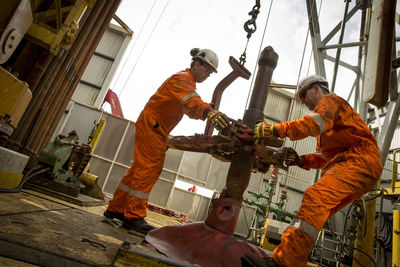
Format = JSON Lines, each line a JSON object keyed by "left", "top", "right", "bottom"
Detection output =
{"left": 104, "top": 210, "right": 125, "bottom": 221}
{"left": 123, "top": 218, "right": 157, "bottom": 234}
{"left": 241, "top": 252, "right": 279, "bottom": 267}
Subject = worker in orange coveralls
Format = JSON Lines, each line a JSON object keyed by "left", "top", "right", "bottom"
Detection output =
{"left": 104, "top": 48, "right": 231, "bottom": 234}
{"left": 241, "top": 75, "right": 382, "bottom": 267}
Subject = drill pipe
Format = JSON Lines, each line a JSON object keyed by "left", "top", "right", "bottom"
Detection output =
{"left": 8, "top": 2, "right": 92, "bottom": 151}
{"left": 8, "top": 50, "right": 67, "bottom": 151}
{"left": 204, "top": 56, "right": 251, "bottom": 136}
{"left": 225, "top": 46, "right": 278, "bottom": 198}
{"left": 23, "top": 0, "right": 108, "bottom": 165}
{"left": 11, "top": 42, "right": 40, "bottom": 80}
{"left": 34, "top": 0, "right": 122, "bottom": 164}
{"left": 25, "top": 49, "right": 53, "bottom": 93}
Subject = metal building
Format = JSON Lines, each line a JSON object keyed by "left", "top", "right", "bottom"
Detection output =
{"left": 71, "top": 17, "right": 132, "bottom": 107}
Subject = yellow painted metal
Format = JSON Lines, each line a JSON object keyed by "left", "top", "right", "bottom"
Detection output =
{"left": 90, "top": 119, "right": 106, "bottom": 152}
{"left": 0, "top": 170, "right": 23, "bottom": 189}
{"left": 79, "top": 172, "right": 97, "bottom": 186}
{"left": 392, "top": 149, "right": 400, "bottom": 192}
{"left": 0, "top": 66, "right": 32, "bottom": 129}
{"left": 386, "top": 182, "right": 400, "bottom": 196}
{"left": 55, "top": 0, "right": 62, "bottom": 30}
{"left": 33, "top": 7, "right": 73, "bottom": 22}
{"left": 394, "top": 210, "right": 400, "bottom": 267}
{"left": 260, "top": 208, "right": 270, "bottom": 248}
{"left": 81, "top": 119, "right": 105, "bottom": 174}
{"left": 27, "top": 0, "right": 95, "bottom": 54}
{"left": 26, "top": 23, "right": 56, "bottom": 48}
{"left": 261, "top": 237, "right": 277, "bottom": 251}
{"left": 61, "top": 20, "right": 77, "bottom": 50}
{"left": 79, "top": 119, "right": 106, "bottom": 200}
{"left": 353, "top": 196, "right": 376, "bottom": 267}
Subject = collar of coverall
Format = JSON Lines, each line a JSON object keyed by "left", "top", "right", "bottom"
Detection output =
{"left": 185, "top": 68, "right": 195, "bottom": 84}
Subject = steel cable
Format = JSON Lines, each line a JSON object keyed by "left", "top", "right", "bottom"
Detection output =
{"left": 111, "top": 0, "right": 158, "bottom": 94}
{"left": 0, "top": 166, "right": 51, "bottom": 193}
{"left": 118, "top": 0, "right": 170, "bottom": 99}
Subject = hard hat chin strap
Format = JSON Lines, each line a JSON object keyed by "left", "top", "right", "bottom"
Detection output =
{"left": 319, "top": 84, "right": 330, "bottom": 94}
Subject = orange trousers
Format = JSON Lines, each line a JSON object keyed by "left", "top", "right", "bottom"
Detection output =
{"left": 107, "top": 111, "right": 168, "bottom": 219}
{"left": 272, "top": 143, "right": 382, "bottom": 267}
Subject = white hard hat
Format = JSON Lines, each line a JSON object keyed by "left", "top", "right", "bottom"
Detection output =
{"left": 296, "top": 75, "right": 329, "bottom": 101}
{"left": 191, "top": 48, "right": 219, "bottom": 73}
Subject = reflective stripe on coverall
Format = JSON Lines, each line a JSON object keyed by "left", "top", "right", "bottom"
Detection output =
{"left": 108, "top": 69, "right": 211, "bottom": 219}
{"left": 272, "top": 94, "right": 382, "bottom": 267}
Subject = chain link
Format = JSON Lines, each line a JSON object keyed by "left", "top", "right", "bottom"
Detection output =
{"left": 243, "top": 0, "right": 261, "bottom": 38}
{"left": 239, "top": 0, "right": 261, "bottom": 65}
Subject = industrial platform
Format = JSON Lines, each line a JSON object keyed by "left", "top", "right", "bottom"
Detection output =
{"left": 0, "top": 189, "right": 328, "bottom": 267}
{"left": 0, "top": 189, "right": 194, "bottom": 267}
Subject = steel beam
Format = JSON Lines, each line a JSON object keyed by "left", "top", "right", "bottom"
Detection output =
{"left": 377, "top": 87, "right": 400, "bottom": 164}
{"left": 306, "top": 0, "right": 326, "bottom": 78}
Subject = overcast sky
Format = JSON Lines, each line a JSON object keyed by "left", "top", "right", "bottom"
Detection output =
{"left": 109, "top": 0, "right": 396, "bottom": 136}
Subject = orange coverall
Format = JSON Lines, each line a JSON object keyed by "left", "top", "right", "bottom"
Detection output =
{"left": 108, "top": 69, "right": 211, "bottom": 219}
{"left": 272, "top": 94, "right": 382, "bottom": 267}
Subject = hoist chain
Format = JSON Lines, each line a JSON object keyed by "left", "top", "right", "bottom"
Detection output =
{"left": 239, "top": 0, "right": 261, "bottom": 65}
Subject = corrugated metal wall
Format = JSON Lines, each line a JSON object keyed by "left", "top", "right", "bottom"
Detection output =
{"left": 54, "top": 86, "right": 313, "bottom": 236}
{"left": 262, "top": 86, "right": 318, "bottom": 214}
{"left": 56, "top": 84, "right": 392, "bottom": 237}
{"left": 72, "top": 24, "right": 131, "bottom": 107}
{"left": 55, "top": 100, "right": 265, "bottom": 236}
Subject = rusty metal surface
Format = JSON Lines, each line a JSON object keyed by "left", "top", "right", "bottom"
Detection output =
{"left": 8, "top": 49, "right": 68, "bottom": 151}
{"left": 6, "top": 0, "right": 121, "bottom": 168}
{"left": 37, "top": 0, "right": 122, "bottom": 164}
{"left": 224, "top": 46, "right": 278, "bottom": 198}
{"left": 25, "top": 49, "right": 53, "bottom": 92}
{"left": 204, "top": 196, "right": 242, "bottom": 235}
{"left": 168, "top": 134, "right": 240, "bottom": 162}
{"left": 25, "top": 0, "right": 110, "bottom": 164}
{"left": 169, "top": 126, "right": 287, "bottom": 173}
{"left": 145, "top": 222, "right": 269, "bottom": 267}
{"left": 204, "top": 56, "right": 251, "bottom": 135}
{"left": 7, "top": 0, "right": 121, "bottom": 168}
{"left": 11, "top": 42, "right": 41, "bottom": 80}
{"left": 7, "top": 2, "right": 96, "bottom": 153}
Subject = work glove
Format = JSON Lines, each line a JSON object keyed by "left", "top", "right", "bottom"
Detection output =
{"left": 285, "top": 147, "right": 300, "bottom": 166}
{"left": 207, "top": 109, "right": 230, "bottom": 131}
{"left": 235, "top": 123, "right": 254, "bottom": 140}
{"left": 254, "top": 121, "right": 274, "bottom": 139}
